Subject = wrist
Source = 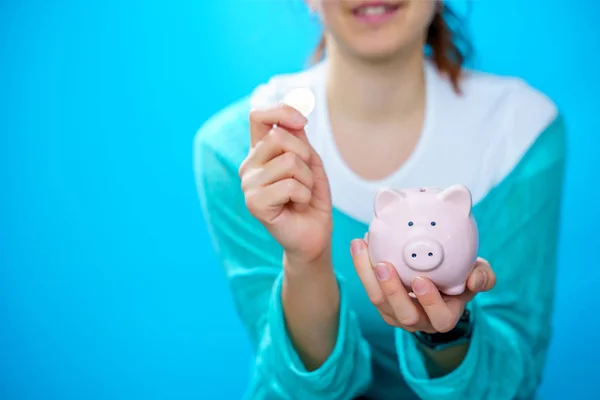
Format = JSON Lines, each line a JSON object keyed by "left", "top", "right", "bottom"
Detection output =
{"left": 283, "top": 247, "right": 333, "bottom": 277}
{"left": 414, "top": 307, "right": 473, "bottom": 351}
{"left": 412, "top": 308, "right": 473, "bottom": 378}
{"left": 282, "top": 248, "right": 338, "bottom": 301}
{"left": 282, "top": 248, "right": 340, "bottom": 322}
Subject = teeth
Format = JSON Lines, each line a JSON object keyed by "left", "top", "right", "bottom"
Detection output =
{"left": 358, "top": 6, "right": 387, "bottom": 16}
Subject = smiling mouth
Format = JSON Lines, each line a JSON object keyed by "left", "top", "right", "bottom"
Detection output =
{"left": 351, "top": 2, "right": 404, "bottom": 17}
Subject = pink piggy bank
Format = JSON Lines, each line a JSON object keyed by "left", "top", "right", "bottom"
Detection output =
{"left": 366, "top": 184, "right": 479, "bottom": 296}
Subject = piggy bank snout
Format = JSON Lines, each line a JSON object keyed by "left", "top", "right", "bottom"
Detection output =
{"left": 403, "top": 238, "right": 444, "bottom": 272}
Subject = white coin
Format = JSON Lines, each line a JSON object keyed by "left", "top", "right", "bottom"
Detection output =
{"left": 282, "top": 87, "right": 316, "bottom": 117}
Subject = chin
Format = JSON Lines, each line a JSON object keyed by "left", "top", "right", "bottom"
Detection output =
{"left": 343, "top": 35, "right": 420, "bottom": 63}
{"left": 332, "top": 17, "right": 424, "bottom": 62}
{"left": 353, "top": 41, "right": 405, "bottom": 59}
{"left": 352, "top": 49, "right": 402, "bottom": 64}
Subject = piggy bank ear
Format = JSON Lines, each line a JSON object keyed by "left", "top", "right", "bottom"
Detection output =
{"left": 374, "top": 188, "right": 406, "bottom": 218}
{"left": 437, "top": 184, "right": 472, "bottom": 215}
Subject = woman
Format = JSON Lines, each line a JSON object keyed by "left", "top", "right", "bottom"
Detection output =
{"left": 193, "top": 1, "right": 566, "bottom": 399}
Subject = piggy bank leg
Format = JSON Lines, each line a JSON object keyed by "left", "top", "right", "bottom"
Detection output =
{"left": 442, "top": 283, "right": 466, "bottom": 296}
{"left": 364, "top": 232, "right": 369, "bottom": 243}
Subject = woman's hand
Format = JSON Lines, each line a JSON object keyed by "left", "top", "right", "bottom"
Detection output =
{"left": 350, "top": 238, "right": 496, "bottom": 333}
{"left": 239, "top": 103, "right": 333, "bottom": 267}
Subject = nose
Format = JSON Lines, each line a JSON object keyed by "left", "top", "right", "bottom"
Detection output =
{"left": 403, "top": 238, "right": 444, "bottom": 271}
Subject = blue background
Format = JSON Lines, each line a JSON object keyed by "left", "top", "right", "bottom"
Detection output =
{"left": 1, "top": 0, "right": 599, "bottom": 399}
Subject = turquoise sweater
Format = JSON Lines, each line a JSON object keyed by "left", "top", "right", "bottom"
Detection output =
{"left": 193, "top": 97, "right": 566, "bottom": 400}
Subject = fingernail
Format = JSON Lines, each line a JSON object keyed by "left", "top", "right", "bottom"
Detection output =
{"left": 475, "top": 270, "right": 487, "bottom": 291}
{"left": 374, "top": 263, "right": 389, "bottom": 281}
{"left": 350, "top": 239, "right": 363, "bottom": 256}
{"left": 411, "top": 277, "right": 428, "bottom": 295}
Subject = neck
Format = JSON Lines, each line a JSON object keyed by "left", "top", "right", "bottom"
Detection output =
{"left": 324, "top": 41, "right": 427, "bottom": 125}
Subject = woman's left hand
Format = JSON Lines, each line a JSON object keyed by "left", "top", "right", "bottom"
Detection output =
{"left": 350, "top": 238, "right": 496, "bottom": 334}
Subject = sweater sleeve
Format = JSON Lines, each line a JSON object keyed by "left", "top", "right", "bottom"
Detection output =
{"left": 395, "top": 114, "right": 567, "bottom": 400}
{"left": 192, "top": 101, "right": 373, "bottom": 400}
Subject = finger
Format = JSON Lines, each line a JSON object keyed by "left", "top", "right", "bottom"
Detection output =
{"left": 466, "top": 257, "right": 496, "bottom": 293}
{"left": 445, "top": 296, "right": 468, "bottom": 322}
{"left": 411, "top": 277, "right": 458, "bottom": 333}
{"left": 245, "top": 179, "right": 311, "bottom": 220}
{"left": 376, "top": 305, "right": 430, "bottom": 330}
{"left": 375, "top": 263, "right": 422, "bottom": 329}
{"left": 379, "top": 310, "right": 402, "bottom": 327}
{"left": 351, "top": 239, "right": 388, "bottom": 310}
{"left": 305, "top": 147, "right": 332, "bottom": 209}
{"left": 242, "top": 152, "right": 314, "bottom": 192}
{"left": 249, "top": 104, "right": 308, "bottom": 146}
{"left": 446, "top": 258, "right": 496, "bottom": 305}
{"left": 242, "top": 127, "right": 312, "bottom": 174}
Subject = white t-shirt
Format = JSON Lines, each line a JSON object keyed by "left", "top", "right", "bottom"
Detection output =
{"left": 250, "top": 59, "right": 558, "bottom": 224}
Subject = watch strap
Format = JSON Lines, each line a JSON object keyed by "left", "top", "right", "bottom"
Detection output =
{"left": 413, "top": 308, "right": 473, "bottom": 351}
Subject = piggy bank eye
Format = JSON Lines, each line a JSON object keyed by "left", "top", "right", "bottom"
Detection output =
{"left": 408, "top": 221, "right": 414, "bottom": 227}
{"left": 430, "top": 221, "right": 436, "bottom": 226}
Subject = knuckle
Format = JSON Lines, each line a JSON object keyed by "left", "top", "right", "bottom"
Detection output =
{"left": 240, "top": 168, "right": 259, "bottom": 192}
{"left": 419, "top": 296, "right": 438, "bottom": 308}
{"left": 244, "top": 190, "right": 260, "bottom": 213}
{"left": 298, "top": 186, "right": 311, "bottom": 203}
{"left": 240, "top": 173, "right": 252, "bottom": 192}
{"left": 381, "top": 313, "right": 397, "bottom": 327}
{"left": 383, "top": 285, "right": 402, "bottom": 300}
{"left": 283, "top": 152, "right": 298, "bottom": 171}
{"left": 269, "top": 127, "right": 286, "bottom": 145}
{"left": 253, "top": 136, "right": 266, "bottom": 149}
{"left": 369, "top": 294, "right": 387, "bottom": 307}
{"left": 298, "top": 144, "right": 311, "bottom": 163}
{"left": 284, "top": 179, "right": 297, "bottom": 195}
{"left": 435, "top": 317, "right": 457, "bottom": 333}
{"left": 403, "top": 325, "right": 419, "bottom": 333}
{"left": 306, "top": 172, "right": 315, "bottom": 189}
{"left": 304, "top": 149, "right": 312, "bottom": 163}
{"left": 398, "top": 314, "right": 420, "bottom": 328}
{"left": 250, "top": 138, "right": 267, "bottom": 156}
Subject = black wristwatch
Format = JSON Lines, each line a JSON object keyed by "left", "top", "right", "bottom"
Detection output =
{"left": 413, "top": 308, "right": 473, "bottom": 351}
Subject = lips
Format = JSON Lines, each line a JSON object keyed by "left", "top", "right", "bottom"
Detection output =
{"left": 351, "top": 1, "right": 403, "bottom": 17}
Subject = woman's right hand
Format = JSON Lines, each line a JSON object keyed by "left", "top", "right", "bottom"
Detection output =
{"left": 239, "top": 103, "right": 333, "bottom": 267}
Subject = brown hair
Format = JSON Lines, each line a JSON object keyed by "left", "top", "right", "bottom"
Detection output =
{"left": 310, "top": 4, "right": 473, "bottom": 94}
